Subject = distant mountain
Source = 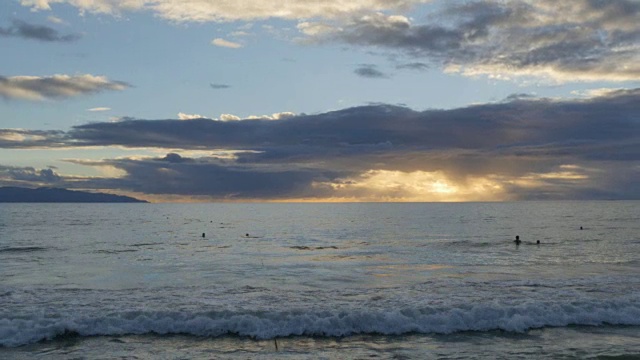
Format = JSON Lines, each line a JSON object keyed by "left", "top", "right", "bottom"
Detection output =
{"left": 0, "top": 187, "right": 147, "bottom": 203}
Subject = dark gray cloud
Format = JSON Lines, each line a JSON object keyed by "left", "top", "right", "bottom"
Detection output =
{"left": 1, "top": 88, "right": 639, "bottom": 200}
{"left": 503, "top": 93, "right": 536, "bottom": 102}
{"left": 0, "top": 74, "right": 130, "bottom": 101}
{"left": 60, "top": 89, "right": 639, "bottom": 154}
{"left": 161, "top": 153, "right": 193, "bottom": 163}
{"left": 396, "top": 62, "right": 429, "bottom": 71}
{"left": 354, "top": 64, "right": 389, "bottom": 78}
{"left": 62, "top": 156, "right": 342, "bottom": 199}
{"left": 0, "top": 165, "right": 61, "bottom": 186}
{"left": 301, "top": 0, "right": 640, "bottom": 82}
{"left": 210, "top": 83, "right": 231, "bottom": 89}
{"left": 0, "top": 19, "right": 81, "bottom": 42}
{"left": 0, "top": 129, "right": 67, "bottom": 148}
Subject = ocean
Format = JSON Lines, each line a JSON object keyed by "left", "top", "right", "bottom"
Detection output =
{"left": 1, "top": 202, "right": 639, "bottom": 359}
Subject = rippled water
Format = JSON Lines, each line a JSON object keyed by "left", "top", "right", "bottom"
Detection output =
{"left": 1, "top": 202, "right": 639, "bottom": 358}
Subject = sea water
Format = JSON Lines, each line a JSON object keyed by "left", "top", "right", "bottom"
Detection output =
{"left": 1, "top": 202, "right": 639, "bottom": 359}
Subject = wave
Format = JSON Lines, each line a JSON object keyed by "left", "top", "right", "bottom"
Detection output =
{"left": 129, "top": 242, "right": 164, "bottom": 247}
{"left": 91, "top": 249, "right": 138, "bottom": 254}
{"left": 0, "top": 246, "right": 47, "bottom": 253}
{"left": 290, "top": 245, "right": 339, "bottom": 251}
{"left": 2, "top": 299, "right": 640, "bottom": 347}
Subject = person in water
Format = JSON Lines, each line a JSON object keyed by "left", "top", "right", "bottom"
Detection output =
{"left": 514, "top": 235, "right": 521, "bottom": 245}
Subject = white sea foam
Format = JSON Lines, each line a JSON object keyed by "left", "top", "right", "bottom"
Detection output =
{"left": 2, "top": 300, "right": 640, "bottom": 347}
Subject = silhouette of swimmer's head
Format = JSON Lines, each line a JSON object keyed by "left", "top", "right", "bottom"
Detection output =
{"left": 536, "top": 240, "right": 540, "bottom": 244}
{"left": 514, "top": 235, "right": 521, "bottom": 244}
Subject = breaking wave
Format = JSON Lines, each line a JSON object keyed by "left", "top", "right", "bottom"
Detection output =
{"left": 2, "top": 299, "right": 640, "bottom": 347}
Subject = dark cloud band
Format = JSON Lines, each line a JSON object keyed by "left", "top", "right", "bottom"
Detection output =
{"left": 1, "top": 88, "right": 639, "bottom": 200}
{"left": 0, "top": 19, "right": 80, "bottom": 42}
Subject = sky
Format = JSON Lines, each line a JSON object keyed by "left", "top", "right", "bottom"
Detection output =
{"left": 1, "top": 0, "right": 639, "bottom": 202}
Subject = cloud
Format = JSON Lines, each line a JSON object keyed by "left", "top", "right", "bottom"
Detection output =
{"left": 218, "top": 112, "right": 296, "bottom": 121}
{"left": 297, "top": 21, "right": 337, "bottom": 37}
{"left": 47, "top": 16, "right": 66, "bottom": 25}
{"left": 160, "top": 153, "right": 193, "bottom": 163}
{"left": 502, "top": 93, "right": 536, "bottom": 102}
{"left": 210, "top": 83, "right": 231, "bottom": 89}
{"left": 15, "top": 1, "right": 639, "bottom": 84}
{"left": 0, "top": 165, "right": 61, "bottom": 186}
{"left": 354, "top": 64, "right": 389, "bottom": 78}
{"left": 87, "top": 107, "right": 111, "bottom": 112}
{"left": 396, "top": 62, "right": 429, "bottom": 71}
{"left": 178, "top": 112, "right": 209, "bottom": 120}
{"left": 0, "top": 19, "right": 80, "bottom": 42}
{"left": 42, "top": 88, "right": 639, "bottom": 154}
{"left": 302, "top": 1, "right": 640, "bottom": 83}
{"left": 20, "top": 0, "right": 429, "bottom": 22}
{"left": 0, "top": 129, "right": 67, "bottom": 148}
{"left": 0, "top": 74, "right": 130, "bottom": 101}
{"left": 570, "top": 88, "right": 626, "bottom": 98}
{"left": 2, "top": 88, "right": 639, "bottom": 200}
{"left": 229, "top": 31, "right": 251, "bottom": 37}
{"left": 60, "top": 156, "right": 342, "bottom": 199}
{"left": 219, "top": 114, "right": 241, "bottom": 121}
{"left": 211, "top": 38, "right": 243, "bottom": 48}
{"left": 246, "top": 112, "right": 297, "bottom": 120}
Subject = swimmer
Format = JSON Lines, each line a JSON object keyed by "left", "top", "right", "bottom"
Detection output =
{"left": 514, "top": 235, "right": 521, "bottom": 245}
{"left": 202, "top": 233, "right": 205, "bottom": 238}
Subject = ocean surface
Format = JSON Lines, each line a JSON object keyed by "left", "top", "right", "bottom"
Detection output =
{"left": 1, "top": 202, "right": 639, "bottom": 359}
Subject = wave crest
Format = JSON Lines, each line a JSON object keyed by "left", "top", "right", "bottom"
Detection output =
{"left": 2, "top": 300, "right": 640, "bottom": 347}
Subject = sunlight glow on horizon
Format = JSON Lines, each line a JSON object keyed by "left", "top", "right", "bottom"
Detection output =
{"left": 313, "top": 170, "right": 509, "bottom": 202}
